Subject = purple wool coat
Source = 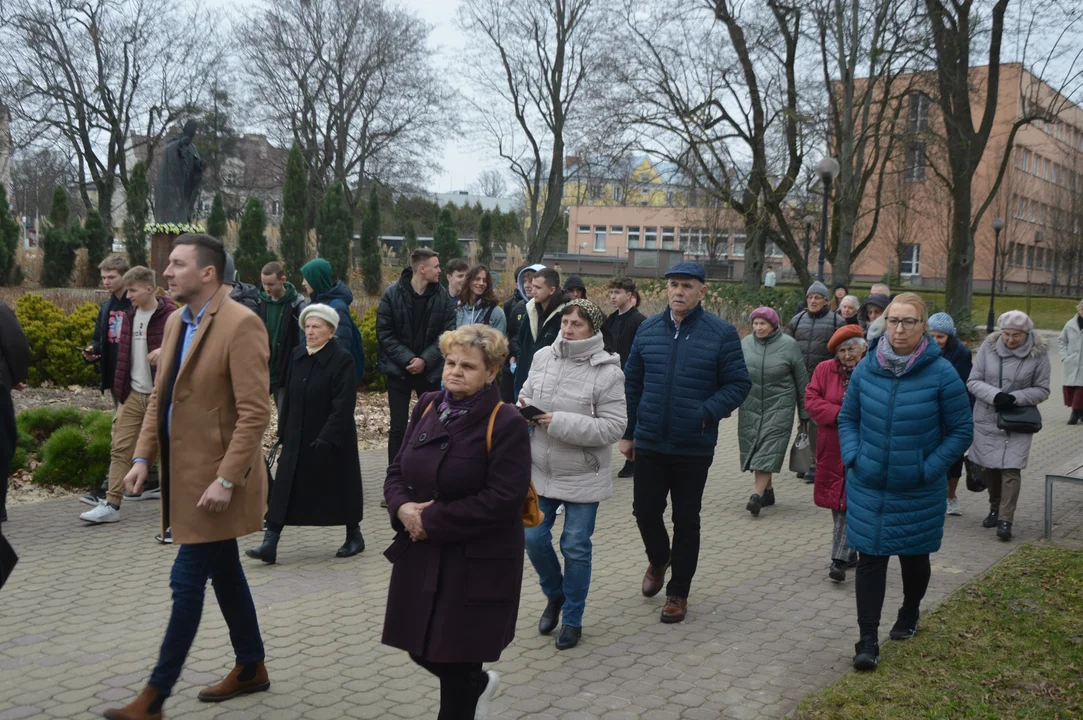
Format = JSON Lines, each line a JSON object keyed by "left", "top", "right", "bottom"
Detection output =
{"left": 382, "top": 384, "right": 532, "bottom": 664}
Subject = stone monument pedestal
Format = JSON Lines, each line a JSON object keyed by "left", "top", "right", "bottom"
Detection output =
{"left": 151, "top": 233, "right": 177, "bottom": 290}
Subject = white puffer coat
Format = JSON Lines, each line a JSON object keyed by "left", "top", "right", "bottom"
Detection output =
{"left": 518, "top": 333, "right": 626, "bottom": 504}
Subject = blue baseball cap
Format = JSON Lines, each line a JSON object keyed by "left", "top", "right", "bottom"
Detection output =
{"left": 664, "top": 261, "right": 706, "bottom": 282}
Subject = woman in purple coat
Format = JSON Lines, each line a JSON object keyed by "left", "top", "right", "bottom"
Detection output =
{"left": 383, "top": 324, "right": 531, "bottom": 720}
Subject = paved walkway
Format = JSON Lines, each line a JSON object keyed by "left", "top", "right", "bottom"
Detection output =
{"left": 3, "top": 348, "right": 1083, "bottom": 720}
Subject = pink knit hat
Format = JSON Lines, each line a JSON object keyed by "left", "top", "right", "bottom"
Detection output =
{"left": 749, "top": 306, "right": 780, "bottom": 329}
{"left": 998, "top": 310, "right": 1034, "bottom": 333}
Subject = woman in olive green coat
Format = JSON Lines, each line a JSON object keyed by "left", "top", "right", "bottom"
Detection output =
{"left": 739, "top": 306, "right": 810, "bottom": 516}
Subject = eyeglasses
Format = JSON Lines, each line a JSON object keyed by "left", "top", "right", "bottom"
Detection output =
{"left": 885, "top": 317, "right": 922, "bottom": 330}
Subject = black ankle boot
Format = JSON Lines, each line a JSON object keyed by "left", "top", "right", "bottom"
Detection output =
{"left": 245, "top": 530, "right": 281, "bottom": 564}
{"left": 336, "top": 525, "right": 365, "bottom": 558}
{"left": 982, "top": 507, "right": 999, "bottom": 528}
{"left": 538, "top": 594, "right": 565, "bottom": 635}
{"left": 1070, "top": 411, "right": 1080, "bottom": 426}
{"left": 556, "top": 624, "right": 582, "bottom": 650}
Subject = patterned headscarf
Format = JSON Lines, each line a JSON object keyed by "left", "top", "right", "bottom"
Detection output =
{"left": 566, "top": 299, "right": 606, "bottom": 333}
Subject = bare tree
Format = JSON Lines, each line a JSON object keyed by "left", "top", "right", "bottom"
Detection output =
{"left": 9, "top": 146, "right": 79, "bottom": 224}
{"left": 241, "top": 0, "right": 453, "bottom": 214}
{"left": 0, "top": 0, "right": 223, "bottom": 229}
{"left": 470, "top": 169, "right": 510, "bottom": 198}
{"left": 458, "top": 0, "right": 615, "bottom": 263}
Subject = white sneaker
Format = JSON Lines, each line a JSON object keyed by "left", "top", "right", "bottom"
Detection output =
{"left": 155, "top": 527, "right": 173, "bottom": 544}
{"left": 946, "top": 497, "right": 962, "bottom": 516}
{"left": 555, "top": 504, "right": 564, "bottom": 516}
{"left": 474, "top": 670, "right": 500, "bottom": 719}
{"left": 80, "top": 502, "right": 120, "bottom": 524}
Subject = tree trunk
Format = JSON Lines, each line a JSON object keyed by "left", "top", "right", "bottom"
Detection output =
{"left": 97, "top": 180, "right": 114, "bottom": 235}
{"left": 832, "top": 195, "right": 857, "bottom": 288}
{"left": 740, "top": 215, "right": 768, "bottom": 290}
{"left": 945, "top": 173, "right": 975, "bottom": 325}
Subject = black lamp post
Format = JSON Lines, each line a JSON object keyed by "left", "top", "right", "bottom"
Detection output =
{"left": 815, "top": 157, "right": 840, "bottom": 282}
{"left": 803, "top": 215, "right": 815, "bottom": 275}
{"left": 987, "top": 217, "right": 1005, "bottom": 335}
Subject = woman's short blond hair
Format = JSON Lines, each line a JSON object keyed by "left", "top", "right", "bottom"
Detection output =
{"left": 439, "top": 324, "right": 509, "bottom": 370}
{"left": 885, "top": 292, "right": 929, "bottom": 326}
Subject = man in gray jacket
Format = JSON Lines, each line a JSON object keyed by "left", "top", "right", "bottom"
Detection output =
{"left": 786, "top": 281, "right": 843, "bottom": 483}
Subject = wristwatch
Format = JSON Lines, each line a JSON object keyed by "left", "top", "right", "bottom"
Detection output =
{"left": 216, "top": 478, "right": 234, "bottom": 490}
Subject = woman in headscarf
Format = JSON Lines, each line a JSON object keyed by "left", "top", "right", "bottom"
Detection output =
{"left": 519, "top": 299, "right": 626, "bottom": 651}
{"left": 738, "top": 307, "right": 809, "bottom": 515}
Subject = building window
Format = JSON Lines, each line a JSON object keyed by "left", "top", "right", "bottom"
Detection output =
{"left": 907, "top": 92, "right": 931, "bottom": 132}
{"left": 905, "top": 143, "right": 926, "bottom": 182}
{"left": 1036, "top": 246, "right": 1045, "bottom": 270}
{"left": 610, "top": 225, "right": 623, "bottom": 234}
{"left": 577, "top": 224, "right": 590, "bottom": 234}
{"left": 714, "top": 232, "right": 728, "bottom": 257}
{"left": 661, "top": 226, "right": 675, "bottom": 249}
{"left": 613, "top": 185, "right": 623, "bottom": 203}
{"left": 732, "top": 233, "right": 746, "bottom": 257}
{"left": 627, "top": 226, "right": 640, "bottom": 249}
{"left": 899, "top": 244, "right": 921, "bottom": 276}
{"left": 588, "top": 182, "right": 603, "bottom": 201}
{"left": 593, "top": 225, "right": 606, "bottom": 252}
{"left": 1015, "top": 243, "right": 1025, "bottom": 266}
{"left": 765, "top": 242, "right": 783, "bottom": 257}
{"left": 271, "top": 200, "right": 281, "bottom": 216}
{"left": 644, "top": 226, "right": 658, "bottom": 249}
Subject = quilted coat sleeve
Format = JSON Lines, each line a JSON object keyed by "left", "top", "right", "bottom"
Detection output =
{"left": 548, "top": 365, "right": 627, "bottom": 448}
{"left": 1012, "top": 352, "right": 1051, "bottom": 407}
{"left": 837, "top": 362, "right": 863, "bottom": 467}
{"left": 622, "top": 335, "right": 645, "bottom": 441}
{"left": 923, "top": 363, "right": 974, "bottom": 482}
{"left": 966, "top": 342, "right": 1000, "bottom": 405}
{"left": 376, "top": 288, "right": 416, "bottom": 370}
{"left": 804, "top": 362, "right": 839, "bottom": 427}
{"left": 789, "top": 341, "right": 810, "bottom": 421}
{"left": 419, "top": 294, "right": 457, "bottom": 371}
{"left": 701, "top": 323, "right": 751, "bottom": 424}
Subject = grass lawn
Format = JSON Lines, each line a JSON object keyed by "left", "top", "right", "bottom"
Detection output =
{"left": 794, "top": 544, "right": 1083, "bottom": 720}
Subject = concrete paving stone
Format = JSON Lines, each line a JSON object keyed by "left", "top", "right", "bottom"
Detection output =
{"left": 2, "top": 345, "right": 1081, "bottom": 718}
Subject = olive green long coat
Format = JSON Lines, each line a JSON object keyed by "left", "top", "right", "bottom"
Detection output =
{"left": 738, "top": 330, "right": 810, "bottom": 473}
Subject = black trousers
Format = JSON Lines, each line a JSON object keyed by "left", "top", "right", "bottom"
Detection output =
{"left": 387, "top": 374, "right": 441, "bottom": 464}
{"left": 632, "top": 449, "right": 713, "bottom": 598}
{"left": 855, "top": 552, "right": 931, "bottom": 638}
{"left": 410, "top": 653, "right": 485, "bottom": 720}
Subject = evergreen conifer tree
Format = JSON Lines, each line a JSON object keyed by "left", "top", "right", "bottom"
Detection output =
{"left": 316, "top": 182, "right": 352, "bottom": 282}
{"left": 360, "top": 184, "right": 383, "bottom": 296}
{"left": 477, "top": 210, "right": 493, "bottom": 268}
{"left": 42, "top": 187, "right": 76, "bottom": 287}
{"left": 122, "top": 160, "right": 149, "bottom": 267}
{"left": 280, "top": 143, "right": 309, "bottom": 277}
{"left": 401, "top": 221, "right": 419, "bottom": 262}
{"left": 432, "top": 207, "right": 462, "bottom": 275}
{"left": 207, "top": 192, "right": 228, "bottom": 240}
{"left": 235, "top": 197, "right": 276, "bottom": 282}
{"left": 83, "top": 207, "right": 110, "bottom": 284}
{"left": 0, "top": 185, "right": 20, "bottom": 285}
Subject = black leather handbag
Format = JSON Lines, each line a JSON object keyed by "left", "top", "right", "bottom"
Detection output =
{"left": 996, "top": 358, "right": 1042, "bottom": 433}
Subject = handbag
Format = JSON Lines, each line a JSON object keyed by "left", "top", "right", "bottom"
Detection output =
{"left": 996, "top": 358, "right": 1042, "bottom": 434}
{"left": 964, "top": 456, "right": 988, "bottom": 493}
{"left": 421, "top": 401, "right": 544, "bottom": 528}
{"left": 788, "top": 421, "right": 812, "bottom": 473}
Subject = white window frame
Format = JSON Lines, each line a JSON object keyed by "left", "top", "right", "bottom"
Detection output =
{"left": 644, "top": 226, "right": 658, "bottom": 249}
{"left": 905, "top": 142, "right": 926, "bottom": 182}
{"left": 899, "top": 243, "right": 921, "bottom": 276}
{"left": 627, "top": 226, "right": 640, "bottom": 249}
{"left": 593, "top": 225, "right": 607, "bottom": 252}
{"left": 661, "top": 226, "right": 675, "bottom": 249}
{"left": 732, "top": 233, "right": 746, "bottom": 257}
{"left": 577, "top": 224, "right": 590, "bottom": 233}
{"left": 610, "top": 225, "right": 624, "bottom": 234}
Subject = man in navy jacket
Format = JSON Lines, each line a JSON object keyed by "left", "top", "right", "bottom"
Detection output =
{"left": 620, "top": 262, "right": 750, "bottom": 624}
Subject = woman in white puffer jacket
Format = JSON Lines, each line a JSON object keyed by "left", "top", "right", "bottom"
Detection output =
{"left": 518, "top": 298, "right": 626, "bottom": 652}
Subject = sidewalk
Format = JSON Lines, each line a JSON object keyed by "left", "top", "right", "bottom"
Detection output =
{"left": 1, "top": 354, "right": 1082, "bottom": 719}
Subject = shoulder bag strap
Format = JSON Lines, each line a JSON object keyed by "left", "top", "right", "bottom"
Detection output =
{"left": 486, "top": 402, "right": 501, "bottom": 453}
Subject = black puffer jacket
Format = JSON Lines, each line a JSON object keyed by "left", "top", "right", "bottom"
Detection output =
{"left": 376, "top": 268, "right": 457, "bottom": 384}
{"left": 785, "top": 307, "right": 845, "bottom": 375}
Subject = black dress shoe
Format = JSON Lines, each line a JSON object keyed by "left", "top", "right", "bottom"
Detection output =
{"left": 1069, "top": 411, "right": 1080, "bottom": 425}
{"left": 761, "top": 488, "right": 775, "bottom": 507}
{"left": 555, "top": 625, "right": 581, "bottom": 650}
{"left": 829, "top": 560, "right": 846, "bottom": 582}
{"left": 538, "top": 594, "right": 564, "bottom": 635}
{"left": 982, "top": 509, "right": 999, "bottom": 528}
{"left": 997, "top": 520, "right": 1012, "bottom": 541}
{"left": 617, "top": 460, "right": 635, "bottom": 479}
{"left": 336, "top": 525, "right": 365, "bottom": 558}
{"left": 746, "top": 494, "right": 762, "bottom": 516}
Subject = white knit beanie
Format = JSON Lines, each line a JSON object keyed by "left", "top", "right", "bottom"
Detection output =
{"left": 299, "top": 303, "right": 340, "bottom": 331}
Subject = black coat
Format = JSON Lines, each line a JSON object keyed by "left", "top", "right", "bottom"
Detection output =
{"left": 0, "top": 301, "right": 29, "bottom": 390}
{"left": 602, "top": 307, "right": 645, "bottom": 368}
{"left": 91, "top": 291, "right": 131, "bottom": 393}
{"left": 376, "top": 268, "right": 457, "bottom": 384}
{"left": 269, "top": 340, "right": 362, "bottom": 527}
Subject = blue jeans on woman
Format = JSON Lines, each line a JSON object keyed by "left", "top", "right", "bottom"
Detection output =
{"left": 524, "top": 495, "right": 599, "bottom": 628}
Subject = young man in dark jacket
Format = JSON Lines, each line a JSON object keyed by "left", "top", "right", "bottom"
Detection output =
{"left": 80, "top": 267, "right": 176, "bottom": 523}
{"left": 376, "top": 248, "right": 457, "bottom": 464}
{"left": 501, "top": 264, "right": 544, "bottom": 402}
{"left": 0, "top": 300, "right": 29, "bottom": 523}
{"left": 83, "top": 255, "right": 132, "bottom": 403}
{"left": 258, "top": 261, "right": 306, "bottom": 411}
{"left": 786, "top": 281, "right": 844, "bottom": 483}
{"left": 621, "top": 262, "right": 750, "bottom": 624}
{"left": 603, "top": 277, "right": 645, "bottom": 478}
{"left": 512, "top": 268, "right": 568, "bottom": 397}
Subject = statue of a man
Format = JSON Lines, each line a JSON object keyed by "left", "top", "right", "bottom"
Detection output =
{"left": 155, "top": 120, "right": 205, "bottom": 224}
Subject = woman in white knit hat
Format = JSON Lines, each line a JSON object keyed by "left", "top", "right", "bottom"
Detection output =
{"left": 247, "top": 303, "right": 365, "bottom": 563}
{"left": 967, "top": 310, "right": 1050, "bottom": 541}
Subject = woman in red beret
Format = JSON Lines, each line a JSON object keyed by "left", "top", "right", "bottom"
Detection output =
{"left": 804, "top": 324, "right": 866, "bottom": 582}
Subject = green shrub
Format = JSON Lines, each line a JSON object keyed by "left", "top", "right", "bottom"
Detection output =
{"left": 14, "top": 294, "right": 99, "bottom": 386}
{"left": 10, "top": 447, "right": 28, "bottom": 473}
{"left": 30, "top": 412, "right": 112, "bottom": 489}
{"left": 357, "top": 306, "right": 386, "bottom": 393}
{"left": 17, "top": 405, "right": 86, "bottom": 442}
{"left": 82, "top": 411, "right": 113, "bottom": 439}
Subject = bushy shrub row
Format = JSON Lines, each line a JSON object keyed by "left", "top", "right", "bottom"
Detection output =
{"left": 356, "top": 306, "right": 387, "bottom": 393}
{"left": 15, "top": 294, "right": 99, "bottom": 387}
{"left": 11, "top": 406, "right": 112, "bottom": 489}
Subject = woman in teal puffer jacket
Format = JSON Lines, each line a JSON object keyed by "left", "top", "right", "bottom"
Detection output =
{"left": 738, "top": 307, "right": 809, "bottom": 516}
{"left": 838, "top": 293, "right": 972, "bottom": 673}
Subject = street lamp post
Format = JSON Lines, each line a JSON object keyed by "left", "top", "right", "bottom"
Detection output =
{"left": 987, "top": 217, "right": 1005, "bottom": 335}
{"left": 815, "top": 157, "right": 841, "bottom": 282}
{"left": 803, "top": 215, "right": 815, "bottom": 277}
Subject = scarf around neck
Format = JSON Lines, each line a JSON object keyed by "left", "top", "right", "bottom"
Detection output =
{"left": 835, "top": 358, "right": 856, "bottom": 390}
{"left": 437, "top": 386, "right": 488, "bottom": 424}
{"left": 877, "top": 336, "right": 929, "bottom": 377}
{"left": 306, "top": 341, "right": 329, "bottom": 356}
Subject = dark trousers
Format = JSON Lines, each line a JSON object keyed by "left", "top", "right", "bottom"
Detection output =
{"left": 0, "top": 386, "right": 14, "bottom": 521}
{"left": 387, "top": 374, "right": 441, "bottom": 464}
{"left": 148, "top": 539, "right": 265, "bottom": 696}
{"left": 855, "top": 552, "right": 931, "bottom": 638}
{"left": 632, "top": 449, "right": 713, "bottom": 598}
{"left": 410, "top": 653, "right": 486, "bottom": 720}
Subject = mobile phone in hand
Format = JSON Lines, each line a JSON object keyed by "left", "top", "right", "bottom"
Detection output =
{"left": 519, "top": 405, "right": 546, "bottom": 421}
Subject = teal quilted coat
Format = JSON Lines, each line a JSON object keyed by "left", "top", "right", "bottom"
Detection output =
{"left": 738, "top": 330, "right": 809, "bottom": 473}
{"left": 838, "top": 339, "right": 973, "bottom": 556}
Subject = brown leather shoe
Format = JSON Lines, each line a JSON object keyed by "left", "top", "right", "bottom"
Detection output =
{"left": 660, "top": 596, "right": 688, "bottom": 623}
{"left": 102, "top": 686, "right": 163, "bottom": 720}
{"left": 197, "top": 662, "right": 270, "bottom": 703}
{"left": 641, "top": 562, "right": 669, "bottom": 597}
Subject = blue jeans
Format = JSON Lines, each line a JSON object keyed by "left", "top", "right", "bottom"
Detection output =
{"left": 148, "top": 539, "right": 265, "bottom": 696}
{"left": 524, "top": 495, "right": 599, "bottom": 627}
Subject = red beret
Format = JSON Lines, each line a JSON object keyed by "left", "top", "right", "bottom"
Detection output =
{"left": 828, "top": 324, "right": 866, "bottom": 354}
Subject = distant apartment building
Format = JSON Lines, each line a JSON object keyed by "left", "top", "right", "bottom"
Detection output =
{"left": 562, "top": 156, "right": 790, "bottom": 279}
{"left": 850, "top": 63, "right": 1083, "bottom": 292}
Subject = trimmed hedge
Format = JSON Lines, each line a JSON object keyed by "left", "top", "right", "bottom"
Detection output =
{"left": 11, "top": 406, "right": 113, "bottom": 488}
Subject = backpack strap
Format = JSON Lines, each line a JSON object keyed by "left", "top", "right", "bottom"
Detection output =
{"left": 421, "top": 400, "right": 501, "bottom": 454}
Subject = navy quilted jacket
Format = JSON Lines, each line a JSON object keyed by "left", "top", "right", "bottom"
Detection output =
{"left": 838, "top": 339, "right": 973, "bottom": 556}
{"left": 623, "top": 304, "right": 750, "bottom": 456}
